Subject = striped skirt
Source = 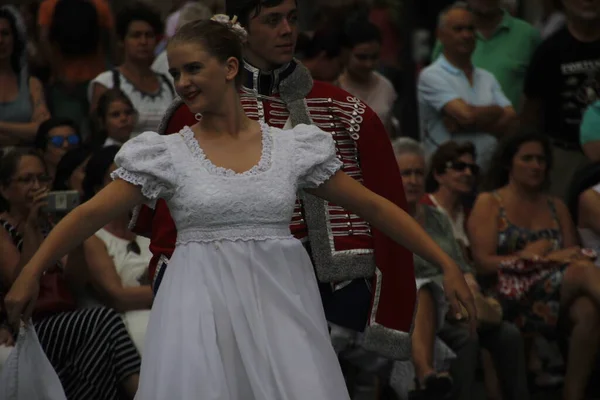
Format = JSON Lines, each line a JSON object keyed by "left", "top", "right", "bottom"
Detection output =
{"left": 34, "top": 307, "right": 141, "bottom": 400}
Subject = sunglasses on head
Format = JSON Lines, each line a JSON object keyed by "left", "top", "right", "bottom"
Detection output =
{"left": 48, "top": 134, "right": 80, "bottom": 148}
{"left": 446, "top": 161, "right": 479, "bottom": 174}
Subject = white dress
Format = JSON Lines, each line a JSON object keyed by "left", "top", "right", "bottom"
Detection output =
{"left": 111, "top": 122, "right": 350, "bottom": 400}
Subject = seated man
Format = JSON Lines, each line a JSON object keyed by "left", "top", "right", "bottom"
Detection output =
{"left": 418, "top": 2, "right": 516, "bottom": 167}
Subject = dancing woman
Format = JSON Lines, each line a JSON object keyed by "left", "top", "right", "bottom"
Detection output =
{"left": 4, "top": 19, "right": 474, "bottom": 399}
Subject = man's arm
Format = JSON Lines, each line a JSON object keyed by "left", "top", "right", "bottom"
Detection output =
{"left": 442, "top": 99, "right": 504, "bottom": 130}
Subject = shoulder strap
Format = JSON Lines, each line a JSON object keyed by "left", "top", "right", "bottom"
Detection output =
{"left": 546, "top": 198, "right": 560, "bottom": 227}
{"left": 0, "top": 219, "right": 23, "bottom": 252}
{"left": 159, "top": 74, "right": 175, "bottom": 98}
{"left": 112, "top": 68, "right": 120, "bottom": 90}
{"left": 491, "top": 191, "right": 507, "bottom": 217}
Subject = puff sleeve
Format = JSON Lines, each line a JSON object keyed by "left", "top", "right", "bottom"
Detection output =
{"left": 293, "top": 124, "right": 343, "bottom": 189}
{"left": 111, "top": 131, "right": 177, "bottom": 207}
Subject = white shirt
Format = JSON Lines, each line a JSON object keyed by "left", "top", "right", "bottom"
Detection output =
{"left": 88, "top": 70, "right": 175, "bottom": 137}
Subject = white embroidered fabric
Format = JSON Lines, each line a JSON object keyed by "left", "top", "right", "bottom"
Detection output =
{"left": 111, "top": 123, "right": 349, "bottom": 400}
{"left": 111, "top": 122, "right": 342, "bottom": 244}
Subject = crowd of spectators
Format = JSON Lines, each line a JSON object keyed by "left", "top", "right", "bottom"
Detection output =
{"left": 0, "top": 0, "right": 599, "bottom": 399}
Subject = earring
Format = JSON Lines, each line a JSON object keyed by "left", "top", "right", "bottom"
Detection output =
{"left": 195, "top": 113, "right": 202, "bottom": 121}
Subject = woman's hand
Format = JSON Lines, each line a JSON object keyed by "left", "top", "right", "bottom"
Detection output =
{"left": 25, "top": 187, "right": 49, "bottom": 229}
{"left": 544, "top": 246, "right": 582, "bottom": 264}
{"left": 443, "top": 267, "right": 477, "bottom": 334}
{"left": 518, "top": 239, "right": 554, "bottom": 260}
{"left": 0, "top": 326, "right": 14, "bottom": 347}
{"left": 463, "top": 272, "right": 480, "bottom": 293}
{"left": 4, "top": 266, "right": 41, "bottom": 332}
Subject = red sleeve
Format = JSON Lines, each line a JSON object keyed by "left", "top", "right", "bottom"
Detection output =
{"left": 38, "top": 0, "right": 58, "bottom": 27}
{"left": 94, "top": 0, "right": 114, "bottom": 28}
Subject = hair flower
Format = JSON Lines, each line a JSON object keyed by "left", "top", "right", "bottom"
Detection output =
{"left": 210, "top": 14, "right": 248, "bottom": 41}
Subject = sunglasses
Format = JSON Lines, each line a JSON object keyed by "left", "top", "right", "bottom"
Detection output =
{"left": 127, "top": 240, "right": 141, "bottom": 255}
{"left": 48, "top": 134, "right": 80, "bottom": 148}
{"left": 446, "top": 161, "right": 479, "bottom": 175}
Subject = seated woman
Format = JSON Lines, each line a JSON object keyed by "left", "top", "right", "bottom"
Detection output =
{"left": 91, "top": 89, "right": 137, "bottom": 148}
{"left": 0, "top": 6, "right": 50, "bottom": 148}
{"left": 394, "top": 138, "right": 528, "bottom": 400}
{"left": 0, "top": 149, "right": 140, "bottom": 399}
{"left": 34, "top": 117, "right": 81, "bottom": 179}
{"left": 422, "top": 141, "right": 479, "bottom": 255}
{"left": 468, "top": 132, "right": 600, "bottom": 400}
{"left": 79, "top": 145, "right": 152, "bottom": 353}
{"left": 88, "top": 2, "right": 174, "bottom": 137}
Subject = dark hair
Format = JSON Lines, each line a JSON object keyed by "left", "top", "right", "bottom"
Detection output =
{"left": 34, "top": 118, "right": 79, "bottom": 151}
{"left": 92, "top": 89, "right": 136, "bottom": 148}
{"left": 170, "top": 20, "right": 244, "bottom": 88}
{"left": 482, "top": 132, "right": 553, "bottom": 191}
{"left": 53, "top": 147, "right": 92, "bottom": 191}
{"left": 0, "top": 7, "right": 26, "bottom": 74}
{"left": 297, "top": 28, "right": 345, "bottom": 60}
{"left": 425, "top": 141, "right": 476, "bottom": 192}
{"left": 0, "top": 149, "right": 46, "bottom": 212}
{"left": 82, "top": 145, "right": 120, "bottom": 201}
{"left": 116, "top": 1, "right": 163, "bottom": 41}
{"left": 49, "top": 0, "right": 100, "bottom": 56}
{"left": 344, "top": 20, "right": 382, "bottom": 49}
{"left": 226, "top": 0, "right": 296, "bottom": 28}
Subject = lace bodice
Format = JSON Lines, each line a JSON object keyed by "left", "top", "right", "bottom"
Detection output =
{"left": 112, "top": 123, "right": 342, "bottom": 244}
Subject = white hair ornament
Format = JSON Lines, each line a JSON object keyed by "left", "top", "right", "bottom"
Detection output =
{"left": 210, "top": 14, "right": 248, "bottom": 42}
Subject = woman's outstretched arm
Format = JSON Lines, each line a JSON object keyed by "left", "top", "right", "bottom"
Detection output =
{"left": 4, "top": 179, "right": 145, "bottom": 327}
{"left": 309, "top": 170, "right": 477, "bottom": 332}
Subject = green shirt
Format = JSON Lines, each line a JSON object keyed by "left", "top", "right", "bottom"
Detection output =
{"left": 580, "top": 100, "right": 600, "bottom": 145}
{"left": 431, "top": 10, "right": 541, "bottom": 110}
{"left": 413, "top": 205, "right": 472, "bottom": 279}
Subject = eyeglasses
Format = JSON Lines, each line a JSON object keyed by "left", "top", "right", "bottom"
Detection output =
{"left": 12, "top": 174, "right": 52, "bottom": 186}
{"left": 446, "top": 161, "right": 479, "bottom": 175}
{"left": 127, "top": 240, "right": 141, "bottom": 255}
{"left": 48, "top": 134, "right": 80, "bottom": 148}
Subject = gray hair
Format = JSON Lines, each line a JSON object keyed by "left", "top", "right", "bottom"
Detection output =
{"left": 392, "top": 137, "right": 424, "bottom": 159}
{"left": 438, "top": 1, "right": 470, "bottom": 29}
{"left": 177, "top": 3, "right": 213, "bottom": 31}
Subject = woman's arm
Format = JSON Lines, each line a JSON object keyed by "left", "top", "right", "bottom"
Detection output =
{"left": 579, "top": 189, "right": 600, "bottom": 233}
{"left": 553, "top": 197, "right": 580, "bottom": 248}
{"left": 22, "top": 180, "right": 145, "bottom": 280}
{"left": 311, "top": 172, "right": 459, "bottom": 274}
{"left": 309, "top": 171, "right": 476, "bottom": 326}
{"left": 5, "top": 180, "right": 145, "bottom": 326}
{"left": 0, "top": 229, "right": 24, "bottom": 287}
{"left": 83, "top": 236, "right": 153, "bottom": 312}
{"left": 0, "top": 77, "right": 51, "bottom": 143}
{"left": 467, "top": 193, "right": 520, "bottom": 274}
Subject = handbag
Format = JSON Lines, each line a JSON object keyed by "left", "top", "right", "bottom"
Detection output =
{"left": 0, "top": 324, "right": 68, "bottom": 400}
{"left": 34, "top": 264, "right": 76, "bottom": 318}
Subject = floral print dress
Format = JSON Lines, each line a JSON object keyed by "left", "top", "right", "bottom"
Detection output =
{"left": 492, "top": 192, "right": 565, "bottom": 336}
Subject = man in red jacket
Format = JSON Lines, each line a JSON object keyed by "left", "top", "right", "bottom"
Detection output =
{"left": 133, "top": 0, "right": 420, "bottom": 361}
